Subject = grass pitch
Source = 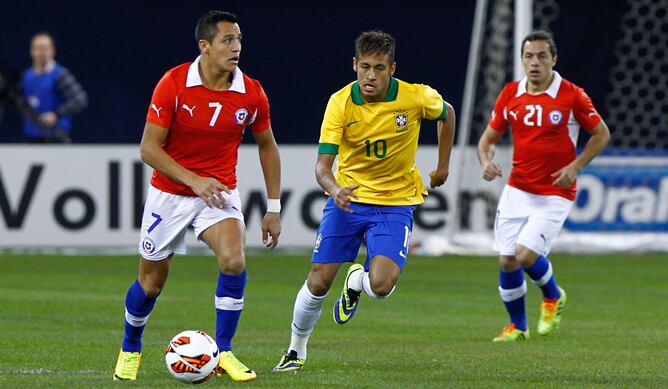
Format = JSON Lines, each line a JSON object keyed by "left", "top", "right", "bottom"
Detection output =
{"left": 0, "top": 252, "right": 666, "bottom": 388}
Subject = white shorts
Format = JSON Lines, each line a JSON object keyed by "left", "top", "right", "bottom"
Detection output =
{"left": 493, "top": 185, "right": 573, "bottom": 256}
{"left": 138, "top": 185, "right": 244, "bottom": 260}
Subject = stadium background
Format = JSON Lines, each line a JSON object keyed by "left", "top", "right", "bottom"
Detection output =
{"left": 0, "top": 0, "right": 625, "bottom": 145}
{"left": 0, "top": 0, "right": 668, "bottom": 250}
{"left": 2, "top": 0, "right": 664, "bottom": 252}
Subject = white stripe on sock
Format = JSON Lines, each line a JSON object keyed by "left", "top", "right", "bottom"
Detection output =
{"left": 125, "top": 308, "right": 149, "bottom": 327}
{"left": 530, "top": 261, "right": 553, "bottom": 287}
{"left": 214, "top": 296, "right": 244, "bottom": 311}
{"left": 498, "top": 280, "right": 527, "bottom": 302}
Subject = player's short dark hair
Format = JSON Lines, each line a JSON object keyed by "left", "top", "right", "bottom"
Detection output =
{"left": 521, "top": 30, "right": 557, "bottom": 57}
{"left": 355, "top": 30, "right": 396, "bottom": 63}
{"left": 195, "top": 10, "right": 239, "bottom": 43}
{"left": 32, "top": 31, "right": 55, "bottom": 48}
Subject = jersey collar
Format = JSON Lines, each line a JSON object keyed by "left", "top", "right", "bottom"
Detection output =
{"left": 186, "top": 55, "right": 246, "bottom": 93}
{"left": 516, "top": 71, "right": 562, "bottom": 98}
{"left": 32, "top": 60, "right": 57, "bottom": 75}
{"left": 351, "top": 77, "right": 399, "bottom": 105}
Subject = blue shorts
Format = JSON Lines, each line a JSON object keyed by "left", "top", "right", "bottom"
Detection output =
{"left": 311, "top": 197, "right": 416, "bottom": 270}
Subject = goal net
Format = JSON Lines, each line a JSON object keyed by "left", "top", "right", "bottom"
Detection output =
{"left": 419, "top": 0, "right": 668, "bottom": 255}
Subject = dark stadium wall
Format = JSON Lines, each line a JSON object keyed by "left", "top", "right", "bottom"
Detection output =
{"left": 0, "top": 0, "right": 623, "bottom": 144}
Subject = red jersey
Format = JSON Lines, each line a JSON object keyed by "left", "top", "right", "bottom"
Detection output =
{"left": 488, "top": 72, "right": 601, "bottom": 200}
{"left": 146, "top": 56, "right": 271, "bottom": 196}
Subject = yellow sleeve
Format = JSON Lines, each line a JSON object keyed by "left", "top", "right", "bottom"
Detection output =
{"left": 318, "top": 94, "right": 346, "bottom": 153}
{"left": 421, "top": 85, "right": 447, "bottom": 121}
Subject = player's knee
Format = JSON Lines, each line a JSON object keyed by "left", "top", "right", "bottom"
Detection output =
{"left": 306, "top": 268, "right": 336, "bottom": 296}
{"left": 139, "top": 278, "right": 164, "bottom": 298}
{"left": 220, "top": 260, "right": 245, "bottom": 275}
{"left": 306, "top": 276, "right": 332, "bottom": 296}
{"left": 514, "top": 246, "right": 538, "bottom": 267}
{"left": 370, "top": 277, "right": 396, "bottom": 297}
{"left": 499, "top": 256, "right": 520, "bottom": 272}
{"left": 217, "top": 250, "right": 245, "bottom": 275}
{"left": 516, "top": 256, "right": 534, "bottom": 268}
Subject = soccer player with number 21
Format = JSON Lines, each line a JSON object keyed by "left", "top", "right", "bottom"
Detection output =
{"left": 477, "top": 31, "right": 610, "bottom": 342}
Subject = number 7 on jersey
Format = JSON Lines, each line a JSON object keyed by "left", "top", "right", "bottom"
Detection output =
{"left": 208, "top": 102, "right": 222, "bottom": 127}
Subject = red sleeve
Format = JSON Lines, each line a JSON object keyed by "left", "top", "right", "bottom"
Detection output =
{"left": 572, "top": 87, "right": 602, "bottom": 131}
{"left": 488, "top": 85, "right": 510, "bottom": 132}
{"left": 146, "top": 72, "right": 177, "bottom": 129}
{"left": 248, "top": 83, "right": 271, "bottom": 132}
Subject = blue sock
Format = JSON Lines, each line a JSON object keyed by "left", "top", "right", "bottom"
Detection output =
{"left": 122, "top": 279, "right": 158, "bottom": 352}
{"left": 215, "top": 271, "right": 247, "bottom": 352}
{"left": 524, "top": 255, "right": 561, "bottom": 300}
{"left": 499, "top": 269, "right": 527, "bottom": 331}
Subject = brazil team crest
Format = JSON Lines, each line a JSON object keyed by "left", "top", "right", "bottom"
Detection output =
{"left": 394, "top": 111, "right": 409, "bottom": 132}
{"left": 234, "top": 108, "right": 249, "bottom": 125}
{"left": 549, "top": 110, "right": 563, "bottom": 125}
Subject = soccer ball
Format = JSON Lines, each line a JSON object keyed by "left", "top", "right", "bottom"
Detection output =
{"left": 165, "top": 330, "right": 220, "bottom": 384}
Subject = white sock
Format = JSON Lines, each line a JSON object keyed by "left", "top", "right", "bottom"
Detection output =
{"left": 347, "top": 267, "right": 364, "bottom": 292}
{"left": 361, "top": 272, "right": 396, "bottom": 299}
{"left": 289, "top": 281, "right": 326, "bottom": 359}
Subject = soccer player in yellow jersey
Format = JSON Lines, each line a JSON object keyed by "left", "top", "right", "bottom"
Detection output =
{"left": 274, "top": 30, "right": 456, "bottom": 372}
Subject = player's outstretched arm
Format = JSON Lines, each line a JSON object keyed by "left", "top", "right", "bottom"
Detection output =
{"left": 139, "top": 121, "right": 230, "bottom": 208}
{"left": 429, "top": 103, "right": 456, "bottom": 188}
{"left": 551, "top": 120, "right": 611, "bottom": 188}
{"left": 253, "top": 127, "right": 282, "bottom": 248}
{"left": 315, "top": 153, "right": 358, "bottom": 213}
{"left": 477, "top": 126, "right": 504, "bottom": 181}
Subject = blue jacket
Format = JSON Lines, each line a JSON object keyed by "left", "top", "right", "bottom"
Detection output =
{"left": 22, "top": 62, "right": 87, "bottom": 139}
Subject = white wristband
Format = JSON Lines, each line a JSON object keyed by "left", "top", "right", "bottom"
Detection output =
{"left": 267, "top": 198, "right": 281, "bottom": 213}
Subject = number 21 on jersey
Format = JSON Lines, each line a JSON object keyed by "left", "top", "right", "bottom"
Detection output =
{"left": 524, "top": 104, "right": 543, "bottom": 126}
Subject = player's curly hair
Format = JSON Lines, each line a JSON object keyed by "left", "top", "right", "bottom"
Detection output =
{"left": 521, "top": 30, "right": 558, "bottom": 57}
{"left": 195, "top": 10, "right": 239, "bottom": 43}
{"left": 355, "top": 30, "right": 396, "bottom": 63}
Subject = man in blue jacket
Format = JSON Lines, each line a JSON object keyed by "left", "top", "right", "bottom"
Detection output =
{"left": 22, "top": 32, "right": 88, "bottom": 142}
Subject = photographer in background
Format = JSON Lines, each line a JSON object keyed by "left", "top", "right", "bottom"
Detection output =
{"left": 21, "top": 32, "right": 88, "bottom": 143}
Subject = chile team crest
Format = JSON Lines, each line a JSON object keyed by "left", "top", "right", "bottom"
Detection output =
{"left": 234, "top": 108, "right": 249, "bottom": 125}
{"left": 142, "top": 237, "right": 156, "bottom": 254}
{"left": 549, "top": 110, "right": 563, "bottom": 125}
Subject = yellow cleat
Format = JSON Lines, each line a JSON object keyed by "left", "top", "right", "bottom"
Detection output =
{"left": 333, "top": 263, "right": 364, "bottom": 325}
{"left": 113, "top": 350, "right": 141, "bottom": 381}
{"left": 215, "top": 351, "right": 257, "bottom": 382}
{"left": 538, "top": 287, "right": 567, "bottom": 336}
{"left": 492, "top": 324, "right": 530, "bottom": 342}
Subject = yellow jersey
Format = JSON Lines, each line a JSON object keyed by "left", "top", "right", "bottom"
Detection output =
{"left": 318, "top": 77, "right": 447, "bottom": 205}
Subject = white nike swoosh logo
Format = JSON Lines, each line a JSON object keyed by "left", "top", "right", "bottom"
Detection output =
{"left": 399, "top": 251, "right": 406, "bottom": 259}
{"left": 588, "top": 112, "right": 597, "bottom": 117}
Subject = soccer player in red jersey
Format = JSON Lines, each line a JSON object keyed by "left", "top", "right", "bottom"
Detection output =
{"left": 113, "top": 11, "right": 281, "bottom": 381}
{"left": 477, "top": 31, "right": 610, "bottom": 342}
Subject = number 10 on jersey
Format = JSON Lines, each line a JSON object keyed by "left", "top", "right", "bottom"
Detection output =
{"left": 364, "top": 139, "right": 387, "bottom": 158}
